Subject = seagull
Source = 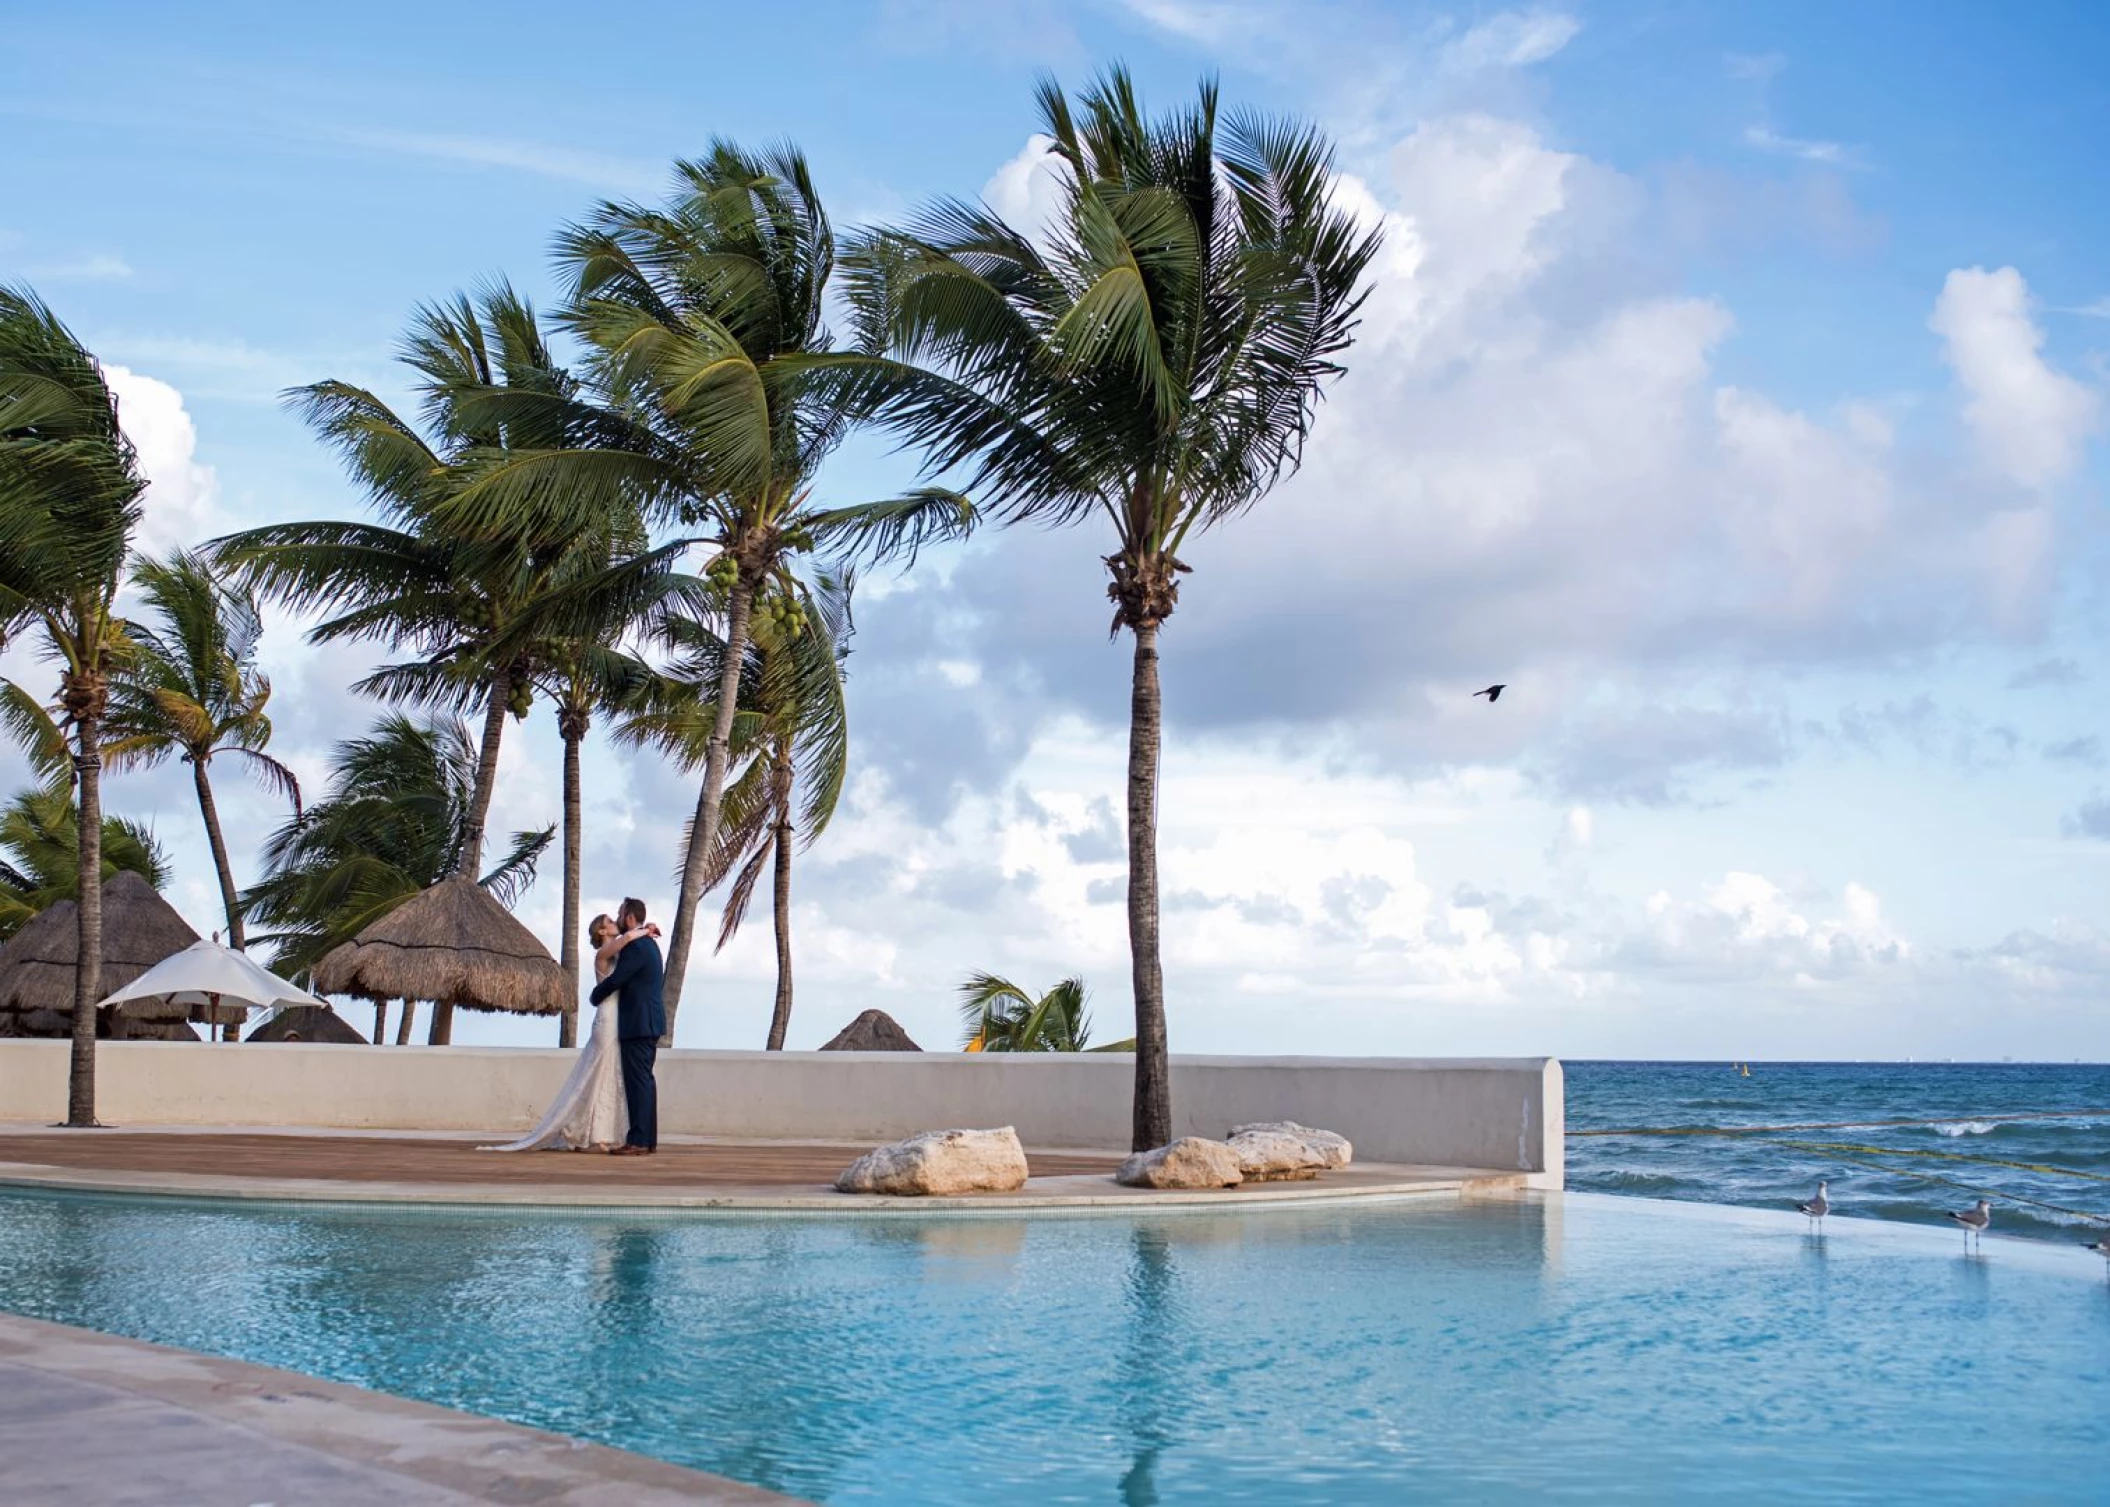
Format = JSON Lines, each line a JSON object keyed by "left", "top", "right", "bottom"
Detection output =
{"left": 1947, "top": 1198, "right": 1992, "bottom": 1249}
{"left": 1796, "top": 1180, "right": 1830, "bottom": 1231}
{"left": 1473, "top": 684, "right": 1506, "bottom": 703}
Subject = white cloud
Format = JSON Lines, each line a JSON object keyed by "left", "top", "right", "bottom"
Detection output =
{"left": 103, "top": 366, "right": 224, "bottom": 554}
{"left": 981, "top": 135, "right": 1068, "bottom": 249}
{"left": 334, "top": 126, "right": 661, "bottom": 195}
{"left": 1442, "top": 9, "right": 1580, "bottom": 72}
{"left": 1741, "top": 125, "right": 1850, "bottom": 165}
{"left": 24, "top": 252, "right": 134, "bottom": 283}
{"left": 1930, "top": 266, "right": 2099, "bottom": 488}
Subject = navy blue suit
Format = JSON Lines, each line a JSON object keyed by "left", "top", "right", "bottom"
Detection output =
{"left": 591, "top": 936, "right": 664, "bottom": 1148}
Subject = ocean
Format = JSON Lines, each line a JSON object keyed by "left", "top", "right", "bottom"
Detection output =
{"left": 1564, "top": 1060, "right": 2110, "bottom": 1243}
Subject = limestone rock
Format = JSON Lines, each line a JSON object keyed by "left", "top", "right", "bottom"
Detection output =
{"left": 1226, "top": 1127, "right": 1329, "bottom": 1181}
{"left": 1230, "top": 1120, "right": 1353, "bottom": 1171}
{"left": 1115, "top": 1137, "right": 1245, "bottom": 1190}
{"left": 819, "top": 1009, "right": 922, "bottom": 1051}
{"left": 835, "top": 1126, "right": 1028, "bottom": 1195}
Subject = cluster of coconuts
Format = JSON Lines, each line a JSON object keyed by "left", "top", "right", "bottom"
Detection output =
{"left": 759, "top": 593, "right": 809, "bottom": 637}
{"left": 705, "top": 554, "right": 740, "bottom": 591}
{"left": 506, "top": 681, "right": 534, "bottom": 718}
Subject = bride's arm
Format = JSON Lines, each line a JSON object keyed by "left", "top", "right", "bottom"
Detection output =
{"left": 594, "top": 925, "right": 660, "bottom": 970}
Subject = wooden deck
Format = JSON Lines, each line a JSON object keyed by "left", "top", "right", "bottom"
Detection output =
{"left": 0, "top": 1131, "right": 1124, "bottom": 1189}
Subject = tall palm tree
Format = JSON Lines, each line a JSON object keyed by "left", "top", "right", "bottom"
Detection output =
{"left": 0, "top": 787, "right": 170, "bottom": 941}
{"left": 0, "top": 680, "right": 79, "bottom": 794}
{"left": 0, "top": 286, "right": 146, "bottom": 1126}
{"left": 518, "top": 628, "right": 656, "bottom": 1047}
{"left": 243, "top": 712, "right": 550, "bottom": 992}
{"left": 438, "top": 145, "right": 974, "bottom": 1044}
{"left": 622, "top": 571, "right": 851, "bottom": 1050}
{"left": 834, "top": 70, "right": 1380, "bottom": 1148}
{"left": 104, "top": 549, "right": 300, "bottom": 949}
{"left": 218, "top": 288, "right": 658, "bottom": 1039}
{"left": 958, "top": 972, "right": 1096, "bottom": 1052}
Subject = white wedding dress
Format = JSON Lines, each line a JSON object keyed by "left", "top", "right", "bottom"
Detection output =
{"left": 482, "top": 956, "right": 628, "bottom": 1153}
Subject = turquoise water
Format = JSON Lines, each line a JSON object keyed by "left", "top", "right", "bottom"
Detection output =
{"left": 1566, "top": 1061, "right": 2110, "bottom": 1241}
{"left": 2, "top": 1188, "right": 2105, "bottom": 1503}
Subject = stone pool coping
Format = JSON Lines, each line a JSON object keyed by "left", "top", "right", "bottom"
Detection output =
{"left": 0, "top": 1122, "right": 1528, "bottom": 1213}
{"left": 0, "top": 1310, "right": 802, "bottom": 1505}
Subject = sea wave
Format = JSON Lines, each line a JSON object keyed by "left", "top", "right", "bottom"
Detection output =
{"left": 1932, "top": 1120, "right": 1998, "bottom": 1137}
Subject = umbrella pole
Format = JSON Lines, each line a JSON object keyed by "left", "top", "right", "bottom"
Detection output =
{"left": 395, "top": 999, "right": 415, "bottom": 1046}
{"left": 372, "top": 999, "right": 387, "bottom": 1045}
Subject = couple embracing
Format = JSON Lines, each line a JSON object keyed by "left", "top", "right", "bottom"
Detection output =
{"left": 486, "top": 897, "right": 664, "bottom": 1155}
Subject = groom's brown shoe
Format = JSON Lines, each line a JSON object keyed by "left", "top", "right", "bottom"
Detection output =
{"left": 610, "top": 1144, "right": 653, "bottom": 1157}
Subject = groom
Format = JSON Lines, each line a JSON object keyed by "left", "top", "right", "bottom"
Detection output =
{"left": 592, "top": 896, "right": 664, "bottom": 1156}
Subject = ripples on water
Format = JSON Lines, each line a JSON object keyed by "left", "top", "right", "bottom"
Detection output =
{"left": 1, "top": 1190, "right": 2105, "bottom": 1504}
{"left": 1566, "top": 1061, "right": 2110, "bottom": 1242}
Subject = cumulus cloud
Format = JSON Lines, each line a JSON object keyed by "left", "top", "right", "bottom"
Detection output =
{"left": 2063, "top": 797, "right": 2110, "bottom": 841}
{"left": 980, "top": 135, "right": 1068, "bottom": 249}
{"left": 104, "top": 366, "right": 225, "bottom": 556}
{"left": 1930, "top": 266, "right": 2099, "bottom": 488}
{"left": 1622, "top": 873, "right": 1906, "bottom": 985}
{"left": 894, "top": 112, "right": 2081, "bottom": 817}
{"left": 2009, "top": 656, "right": 2083, "bottom": 690}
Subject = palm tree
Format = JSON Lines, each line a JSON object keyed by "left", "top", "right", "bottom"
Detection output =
{"left": 958, "top": 972, "right": 1096, "bottom": 1052}
{"left": 218, "top": 288, "right": 658, "bottom": 1039}
{"left": 834, "top": 70, "right": 1380, "bottom": 1148}
{"left": 0, "top": 680, "right": 79, "bottom": 794}
{"left": 519, "top": 629, "right": 656, "bottom": 1047}
{"left": 622, "top": 572, "right": 851, "bottom": 1049}
{"left": 438, "top": 145, "right": 974, "bottom": 1044}
{"left": 0, "top": 286, "right": 147, "bottom": 1126}
{"left": 0, "top": 787, "right": 170, "bottom": 941}
{"left": 103, "top": 549, "right": 301, "bottom": 949}
{"left": 243, "top": 713, "right": 550, "bottom": 995}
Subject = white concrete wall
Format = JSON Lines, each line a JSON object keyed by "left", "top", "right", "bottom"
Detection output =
{"left": 0, "top": 1043, "right": 1562, "bottom": 1186}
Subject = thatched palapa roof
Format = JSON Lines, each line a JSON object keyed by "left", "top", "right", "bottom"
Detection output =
{"left": 0, "top": 871, "right": 202, "bottom": 1027}
{"left": 311, "top": 876, "right": 567, "bottom": 1016}
{"left": 247, "top": 1004, "right": 368, "bottom": 1044}
{"left": 820, "top": 1009, "right": 922, "bottom": 1051}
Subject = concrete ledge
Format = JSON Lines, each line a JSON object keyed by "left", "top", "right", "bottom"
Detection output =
{"left": 0, "top": 1310, "right": 800, "bottom": 1504}
{"left": 0, "top": 1043, "right": 1564, "bottom": 1187}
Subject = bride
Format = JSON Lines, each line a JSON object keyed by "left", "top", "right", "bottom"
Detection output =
{"left": 483, "top": 914, "right": 656, "bottom": 1152}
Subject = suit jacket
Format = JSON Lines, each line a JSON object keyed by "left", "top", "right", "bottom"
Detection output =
{"left": 590, "top": 935, "right": 666, "bottom": 1042}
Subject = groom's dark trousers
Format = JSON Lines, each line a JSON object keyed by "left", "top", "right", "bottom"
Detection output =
{"left": 591, "top": 935, "right": 666, "bottom": 1150}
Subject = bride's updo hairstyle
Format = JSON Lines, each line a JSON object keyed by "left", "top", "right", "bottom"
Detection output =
{"left": 588, "top": 913, "right": 616, "bottom": 945}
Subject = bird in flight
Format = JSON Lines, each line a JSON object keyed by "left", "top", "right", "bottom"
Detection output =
{"left": 1473, "top": 684, "right": 1506, "bottom": 703}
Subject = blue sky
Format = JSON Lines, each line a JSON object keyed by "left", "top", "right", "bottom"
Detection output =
{"left": 4, "top": 2, "right": 2107, "bottom": 1058}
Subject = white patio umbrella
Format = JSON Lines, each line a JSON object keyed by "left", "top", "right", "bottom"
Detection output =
{"left": 97, "top": 939, "right": 327, "bottom": 1038}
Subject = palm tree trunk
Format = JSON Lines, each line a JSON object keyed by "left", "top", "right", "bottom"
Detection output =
{"left": 191, "top": 759, "right": 245, "bottom": 949}
{"left": 765, "top": 747, "right": 795, "bottom": 1051}
{"left": 558, "top": 708, "right": 584, "bottom": 1049}
{"left": 455, "top": 667, "right": 513, "bottom": 879}
{"left": 1126, "top": 622, "right": 1170, "bottom": 1152}
{"left": 67, "top": 708, "right": 103, "bottom": 1127}
{"left": 661, "top": 579, "right": 755, "bottom": 1045}
{"left": 434, "top": 666, "right": 514, "bottom": 1047}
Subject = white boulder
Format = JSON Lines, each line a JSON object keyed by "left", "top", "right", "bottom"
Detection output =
{"left": 835, "top": 1126, "right": 1029, "bottom": 1196}
{"left": 1115, "top": 1137, "right": 1245, "bottom": 1190}
{"left": 1230, "top": 1121, "right": 1353, "bottom": 1171}
{"left": 1225, "top": 1127, "right": 1327, "bottom": 1181}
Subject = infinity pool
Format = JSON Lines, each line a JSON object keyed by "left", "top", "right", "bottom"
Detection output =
{"left": 1, "top": 1189, "right": 2104, "bottom": 1503}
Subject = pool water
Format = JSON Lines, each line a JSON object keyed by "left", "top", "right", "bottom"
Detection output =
{"left": 2, "top": 1190, "right": 2105, "bottom": 1504}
